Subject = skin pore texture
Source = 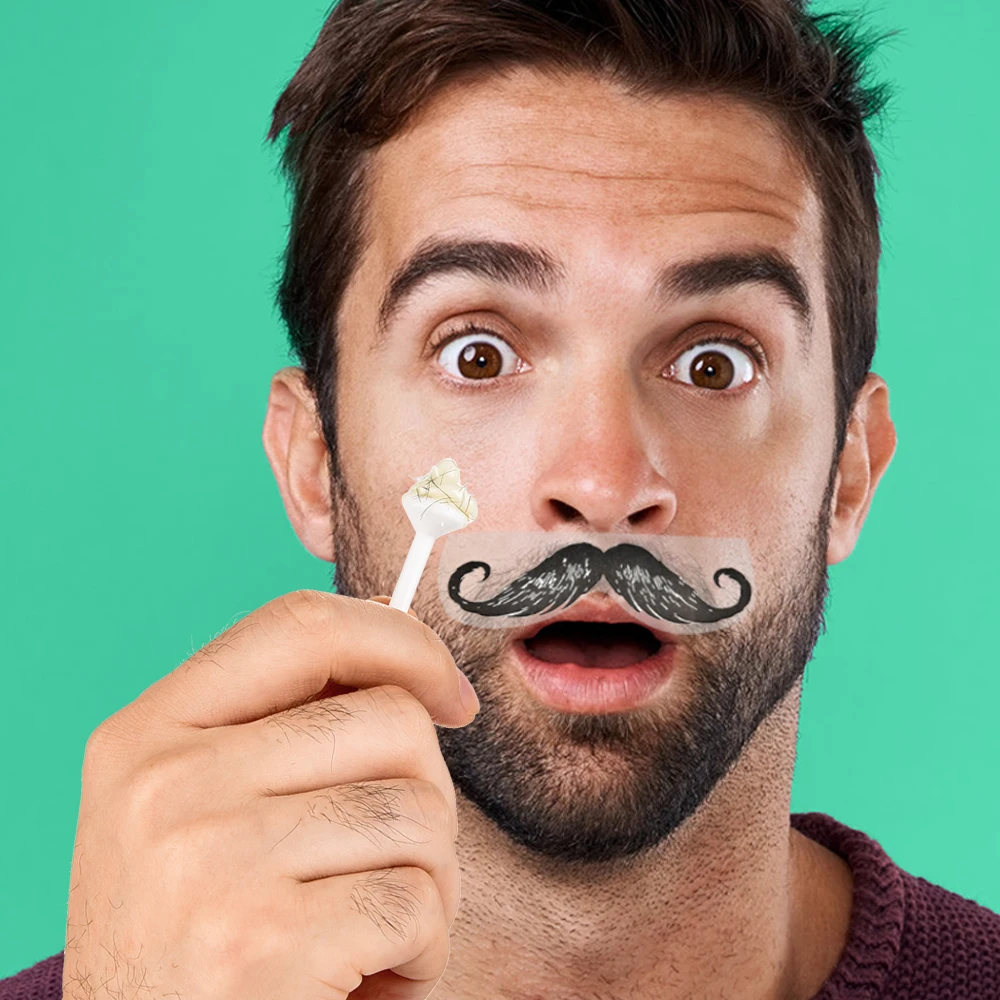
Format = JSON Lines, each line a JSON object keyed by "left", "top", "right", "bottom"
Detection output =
{"left": 263, "top": 68, "right": 896, "bottom": 1000}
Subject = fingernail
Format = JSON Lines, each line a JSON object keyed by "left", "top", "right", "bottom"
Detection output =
{"left": 456, "top": 669, "right": 480, "bottom": 716}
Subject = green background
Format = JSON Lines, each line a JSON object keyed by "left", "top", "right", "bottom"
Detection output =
{"left": 2, "top": 0, "right": 998, "bottom": 977}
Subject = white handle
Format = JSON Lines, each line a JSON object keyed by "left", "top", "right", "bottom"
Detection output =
{"left": 389, "top": 531, "right": 435, "bottom": 613}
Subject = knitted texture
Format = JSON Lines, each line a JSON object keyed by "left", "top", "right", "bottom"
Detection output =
{"left": 792, "top": 813, "right": 1000, "bottom": 999}
{"left": 4, "top": 812, "right": 999, "bottom": 998}
{"left": 0, "top": 950, "right": 62, "bottom": 1000}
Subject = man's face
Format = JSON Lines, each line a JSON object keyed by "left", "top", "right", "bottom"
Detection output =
{"left": 326, "top": 68, "right": 838, "bottom": 862}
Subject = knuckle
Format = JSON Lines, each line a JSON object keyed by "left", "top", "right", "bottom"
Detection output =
{"left": 351, "top": 866, "right": 440, "bottom": 943}
{"left": 406, "top": 780, "right": 456, "bottom": 842}
{"left": 263, "top": 697, "right": 358, "bottom": 746}
{"left": 82, "top": 720, "right": 115, "bottom": 773}
{"left": 186, "top": 617, "right": 263, "bottom": 673}
{"left": 401, "top": 865, "right": 440, "bottom": 911}
{"left": 149, "top": 816, "right": 215, "bottom": 887}
{"left": 121, "top": 741, "right": 217, "bottom": 836}
{"left": 122, "top": 753, "right": 178, "bottom": 831}
{"left": 148, "top": 811, "right": 259, "bottom": 919}
{"left": 272, "top": 589, "right": 338, "bottom": 635}
{"left": 367, "top": 685, "right": 435, "bottom": 744}
{"left": 305, "top": 783, "right": 404, "bottom": 849}
{"left": 194, "top": 901, "right": 290, "bottom": 976}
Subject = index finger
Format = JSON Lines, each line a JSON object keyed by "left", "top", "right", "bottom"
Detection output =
{"left": 134, "top": 591, "right": 473, "bottom": 731}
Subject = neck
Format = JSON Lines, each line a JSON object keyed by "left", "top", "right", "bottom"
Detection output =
{"left": 436, "top": 685, "right": 853, "bottom": 1000}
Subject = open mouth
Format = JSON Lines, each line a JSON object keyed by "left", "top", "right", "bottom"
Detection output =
{"left": 521, "top": 620, "right": 663, "bottom": 669}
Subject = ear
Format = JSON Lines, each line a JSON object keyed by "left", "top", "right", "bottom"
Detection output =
{"left": 826, "top": 372, "right": 897, "bottom": 565}
{"left": 262, "top": 367, "right": 336, "bottom": 562}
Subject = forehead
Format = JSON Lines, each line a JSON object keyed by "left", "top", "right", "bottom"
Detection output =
{"left": 363, "top": 66, "right": 824, "bottom": 295}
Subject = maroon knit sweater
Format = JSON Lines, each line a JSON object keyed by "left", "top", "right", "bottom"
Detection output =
{"left": 4, "top": 811, "right": 999, "bottom": 998}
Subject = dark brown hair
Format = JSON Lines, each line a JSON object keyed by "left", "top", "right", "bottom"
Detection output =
{"left": 269, "top": 0, "right": 890, "bottom": 463}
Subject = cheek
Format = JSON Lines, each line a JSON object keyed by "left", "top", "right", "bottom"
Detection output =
{"left": 654, "top": 380, "right": 836, "bottom": 560}
{"left": 732, "top": 410, "right": 836, "bottom": 578}
{"left": 333, "top": 371, "right": 538, "bottom": 572}
{"left": 340, "top": 370, "right": 542, "bottom": 523}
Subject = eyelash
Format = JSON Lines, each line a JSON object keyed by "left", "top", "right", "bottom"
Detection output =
{"left": 427, "top": 320, "right": 508, "bottom": 355}
{"left": 684, "top": 329, "right": 768, "bottom": 373}
{"left": 427, "top": 322, "right": 767, "bottom": 381}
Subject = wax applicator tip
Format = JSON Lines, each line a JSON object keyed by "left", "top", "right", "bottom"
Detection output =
{"left": 390, "top": 459, "right": 478, "bottom": 613}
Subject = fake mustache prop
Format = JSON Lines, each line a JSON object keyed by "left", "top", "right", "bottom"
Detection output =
{"left": 436, "top": 532, "right": 754, "bottom": 634}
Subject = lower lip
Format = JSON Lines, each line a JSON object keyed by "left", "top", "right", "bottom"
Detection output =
{"left": 512, "top": 640, "right": 677, "bottom": 713}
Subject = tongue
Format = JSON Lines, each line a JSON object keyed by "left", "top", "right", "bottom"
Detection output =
{"left": 523, "top": 622, "right": 660, "bottom": 668}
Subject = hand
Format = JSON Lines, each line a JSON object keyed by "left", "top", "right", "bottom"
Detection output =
{"left": 63, "top": 590, "right": 479, "bottom": 1000}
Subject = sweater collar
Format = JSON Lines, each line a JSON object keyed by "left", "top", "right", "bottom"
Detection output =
{"left": 791, "top": 812, "right": 905, "bottom": 999}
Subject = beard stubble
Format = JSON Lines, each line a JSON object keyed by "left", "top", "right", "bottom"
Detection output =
{"left": 328, "top": 470, "right": 833, "bottom": 866}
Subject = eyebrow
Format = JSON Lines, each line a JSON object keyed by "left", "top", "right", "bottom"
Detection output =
{"left": 376, "top": 236, "right": 563, "bottom": 342}
{"left": 656, "top": 249, "right": 812, "bottom": 331}
{"left": 375, "top": 236, "right": 811, "bottom": 346}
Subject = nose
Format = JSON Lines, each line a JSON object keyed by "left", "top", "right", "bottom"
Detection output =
{"left": 529, "top": 379, "right": 677, "bottom": 534}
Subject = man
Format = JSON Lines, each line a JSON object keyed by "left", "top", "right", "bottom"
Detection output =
{"left": 5, "top": 1, "right": 1000, "bottom": 998}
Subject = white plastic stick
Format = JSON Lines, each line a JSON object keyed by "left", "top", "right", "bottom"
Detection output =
{"left": 389, "top": 531, "right": 435, "bottom": 613}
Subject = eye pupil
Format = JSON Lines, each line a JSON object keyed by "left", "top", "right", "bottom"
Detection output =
{"left": 458, "top": 341, "right": 503, "bottom": 379}
{"left": 690, "top": 350, "right": 734, "bottom": 390}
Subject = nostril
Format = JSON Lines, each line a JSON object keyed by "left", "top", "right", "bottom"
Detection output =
{"left": 627, "top": 505, "right": 662, "bottom": 527}
{"left": 551, "top": 499, "right": 586, "bottom": 523}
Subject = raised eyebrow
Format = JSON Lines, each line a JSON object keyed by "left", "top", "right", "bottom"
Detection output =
{"left": 374, "top": 236, "right": 564, "bottom": 347}
{"left": 654, "top": 249, "right": 813, "bottom": 349}
{"left": 374, "top": 240, "right": 811, "bottom": 350}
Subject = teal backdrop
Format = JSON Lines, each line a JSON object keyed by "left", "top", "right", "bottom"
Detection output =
{"left": 2, "top": 0, "right": 998, "bottom": 977}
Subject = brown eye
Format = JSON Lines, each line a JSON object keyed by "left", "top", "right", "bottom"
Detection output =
{"left": 671, "top": 341, "right": 755, "bottom": 390}
{"left": 458, "top": 342, "right": 502, "bottom": 379}
{"left": 690, "top": 350, "right": 734, "bottom": 389}
{"left": 437, "top": 331, "right": 522, "bottom": 381}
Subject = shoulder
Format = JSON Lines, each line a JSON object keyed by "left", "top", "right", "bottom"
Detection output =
{"left": 892, "top": 869, "right": 1000, "bottom": 994}
{"left": 0, "top": 952, "right": 64, "bottom": 999}
{"left": 792, "top": 811, "right": 1000, "bottom": 999}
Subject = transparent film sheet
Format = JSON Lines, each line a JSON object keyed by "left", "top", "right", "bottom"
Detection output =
{"left": 436, "top": 531, "right": 753, "bottom": 635}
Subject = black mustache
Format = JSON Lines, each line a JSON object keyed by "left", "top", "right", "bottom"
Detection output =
{"left": 447, "top": 542, "right": 751, "bottom": 625}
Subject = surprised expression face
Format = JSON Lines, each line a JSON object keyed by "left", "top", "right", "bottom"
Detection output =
{"left": 268, "top": 66, "right": 894, "bottom": 862}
